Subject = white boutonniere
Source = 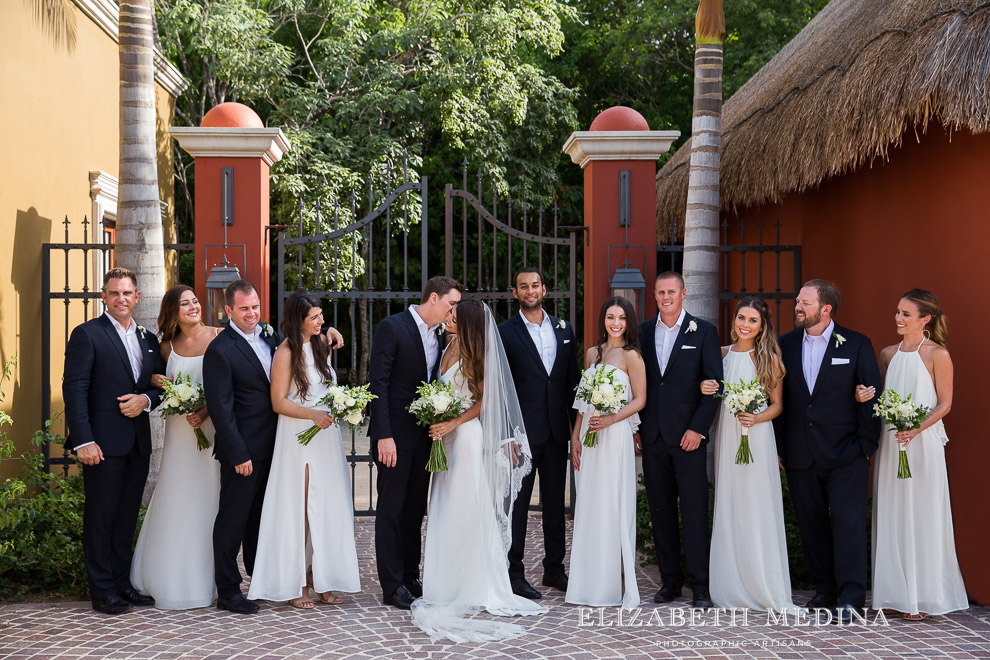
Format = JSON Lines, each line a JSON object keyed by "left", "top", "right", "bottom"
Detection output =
{"left": 261, "top": 322, "right": 275, "bottom": 338}
{"left": 557, "top": 319, "right": 566, "bottom": 330}
{"left": 833, "top": 331, "right": 846, "bottom": 348}
{"left": 438, "top": 322, "right": 446, "bottom": 334}
{"left": 136, "top": 325, "right": 147, "bottom": 339}
{"left": 686, "top": 320, "right": 698, "bottom": 333}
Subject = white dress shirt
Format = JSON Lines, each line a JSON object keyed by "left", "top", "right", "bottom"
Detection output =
{"left": 520, "top": 310, "right": 557, "bottom": 373}
{"left": 655, "top": 309, "right": 686, "bottom": 375}
{"left": 231, "top": 321, "right": 274, "bottom": 381}
{"left": 409, "top": 305, "right": 439, "bottom": 374}
{"left": 802, "top": 319, "right": 835, "bottom": 394}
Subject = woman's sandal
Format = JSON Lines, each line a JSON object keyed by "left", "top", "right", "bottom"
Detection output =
{"left": 290, "top": 596, "right": 315, "bottom": 609}
{"left": 902, "top": 612, "right": 929, "bottom": 621}
{"left": 317, "top": 591, "right": 343, "bottom": 605}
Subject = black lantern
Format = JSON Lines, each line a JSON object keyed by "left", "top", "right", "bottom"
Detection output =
{"left": 205, "top": 258, "right": 241, "bottom": 326}
{"left": 610, "top": 259, "right": 646, "bottom": 319}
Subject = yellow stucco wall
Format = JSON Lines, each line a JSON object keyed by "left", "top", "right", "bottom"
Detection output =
{"left": 0, "top": 1, "right": 177, "bottom": 477}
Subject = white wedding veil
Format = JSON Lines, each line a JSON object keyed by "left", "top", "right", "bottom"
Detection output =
{"left": 410, "top": 302, "right": 542, "bottom": 642}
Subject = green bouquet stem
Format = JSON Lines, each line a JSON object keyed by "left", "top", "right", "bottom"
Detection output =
{"left": 194, "top": 428, "right": 211, "bottom": 451}
{"left": 897, "top": 446, "right": 912, "bottom": 479}
{"left": 296, "top": 424, "right": 322, "bottom": 446}
{"left": 427, "top": 437, "right": 448, "bottom": 472}
{"left": 583, "top": 428, "right": 598, "bottom": 448}
{"left": 735, "top": 433, "right": 754, "bottom": 465}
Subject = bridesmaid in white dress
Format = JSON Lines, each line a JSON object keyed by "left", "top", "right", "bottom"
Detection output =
{"left": 700, "top": 297, "right": 798, "bottom": 612}
{"left": 566, "top": 296, "right": 645, "bottom": 610}
{"left": 132, "top": 286, "right": 221, "bottom": 609}
{"left": 413, "top": 300, "right": 546, "bottom": 642}
{"left": 857, "top": 289, "right": 967, "bottom": 620}
{"left": 247, "top": 291, "right": 360, "bottom": 608}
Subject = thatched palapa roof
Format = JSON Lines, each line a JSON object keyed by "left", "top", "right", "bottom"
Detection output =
{"left": 655, "top": 0, "right": 990, "bottom": 242}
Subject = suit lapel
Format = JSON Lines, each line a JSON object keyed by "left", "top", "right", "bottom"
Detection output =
{"left": 136, "top": 330, "right": 155, "bottom": 385}
{"left": 228, "top": 326, "right": 270, "bottom": 382}
{"left": 100, "top": 315, "right": 136, "bottom": 385}
{"left": 401, "top": 311, "right": 430, "bottom": 382}
{"left": 548, "top": 315, "right": 568, "bottom": 376}
{"left": 810, "top": 324, "right": 840, "bottom": 399}
{"left": 512, "top": 313, "right": 546, "bottom": 372}
{"left": 641, "top": 318, "right": 661, "bottom": 381}
{"left": 788, "top": 332, "right": 810, "bottom": 397}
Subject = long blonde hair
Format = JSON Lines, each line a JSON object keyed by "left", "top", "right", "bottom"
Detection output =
{"left": 731, "top": 297, "right": 785, "bottom": 392}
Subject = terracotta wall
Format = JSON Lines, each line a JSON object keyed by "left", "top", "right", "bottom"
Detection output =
{"left": 725, "top": 124, "right": 990, "bottom": 604}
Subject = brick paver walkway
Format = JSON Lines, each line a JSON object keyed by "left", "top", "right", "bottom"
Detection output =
{"left": 2, "top": 519, "right": 987, "bottom": 659}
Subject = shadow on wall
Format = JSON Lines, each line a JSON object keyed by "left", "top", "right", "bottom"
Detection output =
{"left": 7, "top": 209, "right": 54, "bottom": 457}
{"left": 26, "top": 0, "right": 77, "bottom": 54}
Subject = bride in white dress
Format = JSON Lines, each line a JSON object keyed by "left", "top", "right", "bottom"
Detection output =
{"left": 247, "top": 291, "right": 360, "bottom": 608}
{"left": 858, "top": 290, "right": 967, "bottom": 620}
{"left": 566, "top": 297, "right": 645, "bottom": 610}
{"left": 701, "top": 297, "right": 798, "bottom": 612}
{"left": 132, "top": 286, "right": 221, "bottom": 609}
{"left": 412, "top": 300, "right": 547, "bottom": 642}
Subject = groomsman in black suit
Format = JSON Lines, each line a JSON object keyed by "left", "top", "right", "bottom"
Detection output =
{"left": 369, "top": 276, "right": 463, "bottom": 610}
{"left": 498, "top": 267, "right": 579, "bottom": 599}
{"left": 774, "top": 279, "right": 881, "bottom": 623}
{"left": 203, "top": 280, "right": 282, "bottom": 614}
{"left": 63, "top": 267, "right": 164, "bottom": 614}
{"left": 637, "top": 271, "right": 722, "bottom": 609}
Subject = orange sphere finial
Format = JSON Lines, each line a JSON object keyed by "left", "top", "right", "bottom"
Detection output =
{"left": 201, "top": 102, "right": 264, "bottom": 129}
{"left": 589, "top": 106, "right": 650, "bottom": 131}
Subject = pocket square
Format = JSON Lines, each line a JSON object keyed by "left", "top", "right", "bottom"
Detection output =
{"left": 831, "top": 357, "right": 850, "bottom": 365}
{"left": 681, "top": 345, "right": 697, "bottom": 350}
{"left": 563, "top": 339, "right": 571, "bottom": 344}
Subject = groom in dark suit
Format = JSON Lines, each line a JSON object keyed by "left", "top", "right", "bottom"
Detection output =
{"left": 498, "top": 267, "right": 579, "bottom": 599}
{"left": 774, "top": 279, "right": 881, "bottom": 623}
{"left": 63, "top": 267, "right": 164, "bottom": 614}
{"left": 637, "top": 271, "right": 722, "bottom": 609}
{"left": 203, "top": 280, "right": 283, "bottom": 614}
{"left": 369, "top": 276, "right": 463, "bottom": 610}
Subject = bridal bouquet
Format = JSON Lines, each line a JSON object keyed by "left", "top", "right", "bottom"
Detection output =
{"left": 574, "top": 366, "right": 625, "bottom": 448}
{"left": 160, "top": 373, "right": 210, "bottom": 451}
{"left": 408, "top": 380, "right": 471, "bottom": 472}
{"left": 297, "top": 383, "right": 377, "bottom": 446}
{"left": 716, "top": 377, "right": 768, "bottom": 465}
{"left": 872, "top": 389, "right": 931, "bottom": 479}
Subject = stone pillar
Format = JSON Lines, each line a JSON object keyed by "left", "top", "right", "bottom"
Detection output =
{"left": 169, "top": 102, "right": 290, "bottom": 319}
{"left": 562, "top": 107, "right": 679, "bottom": 349}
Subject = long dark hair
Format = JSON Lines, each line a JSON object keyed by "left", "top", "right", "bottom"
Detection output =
{"left": 281, "top": 290, "right": 333, "bottom": 401}
{"left": 731, "top": 296, "right": 785, "bottom": 392}
{"left": 157, "top": 285, "right": 199, "bottom": 343}
{"left": 901, "top": 289, "right": 948, "bottom": 346}
{"left": 594, "top": 296, "right": 640, "bottom": 364}
{"left": 455, "top": 300, "right": 486, "bottom": 402}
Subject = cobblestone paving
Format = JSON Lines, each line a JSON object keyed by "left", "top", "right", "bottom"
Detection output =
{"left": 2, "top": 519, "right": 987, "bottom": 659}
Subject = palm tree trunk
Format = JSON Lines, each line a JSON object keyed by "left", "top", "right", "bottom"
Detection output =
{"left": 117, "top": 0, "right": 166, "bottom": 331}
{"left": 682, "top": 0, "right": 725, "bottom": 325}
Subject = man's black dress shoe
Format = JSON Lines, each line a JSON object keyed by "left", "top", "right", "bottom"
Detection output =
{"left": 654, "top": 583, "right": 682, "bottom": 603}
{"left": 91, "top": 594, "right": 133, "bottom": 615}
{"left": 541, "top": 573, "right": 568, "bottom": 592}
{"left": 691, "top": 589, "right": 713, "bottom": 609}
{"left": 833, "top": 604, "right": 859, "bottom": 625}
{"left": 383, "top": 585, "right": 416, "bottom": 610}
{"left": 510, "top": 578, "right": 542, "bottom": 600}
{"left": 216, "top": 593, "right": 260, "bottom": 614}
{"left": 805, "top": 592, "right": 837, "bottom": 609}
{"left": 119, "top": 588, "right": 155, "bottom": 607}
{"left": 404, "top": 578, "right": 423, "bottom": 599}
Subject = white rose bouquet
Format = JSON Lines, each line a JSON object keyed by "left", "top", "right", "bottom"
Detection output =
{"left": 872, "top": 389, "right": 931, "bottom": 479}
{"left": 574, "top": 365, "right": 625, "bottom": 448}
{"left": 715, "top": 377, "right": 769, "bottom": 465}
{"left": 408, "top": 380, "right": 471, "bottom": 472}
{"left": 297, "top": 383, "right": 377, "bottom": 446}
{"left": 160, "top": 373, "right": 210, "bottom": 450}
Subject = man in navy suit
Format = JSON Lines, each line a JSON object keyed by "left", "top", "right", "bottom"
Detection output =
{"left": 774, "top": 279, "right": 881, "bottom": 623}
{"left": 63, "top": 267, "right": 165, "bottom": 614}
{"left": 498, "top": 267, "right": 580, "bottom": 599}
{"left": 369, "top": 276, "right": 463, "bottom": 609}
{"left": 637, "top": 271, "right": 722, "bottom": 609}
